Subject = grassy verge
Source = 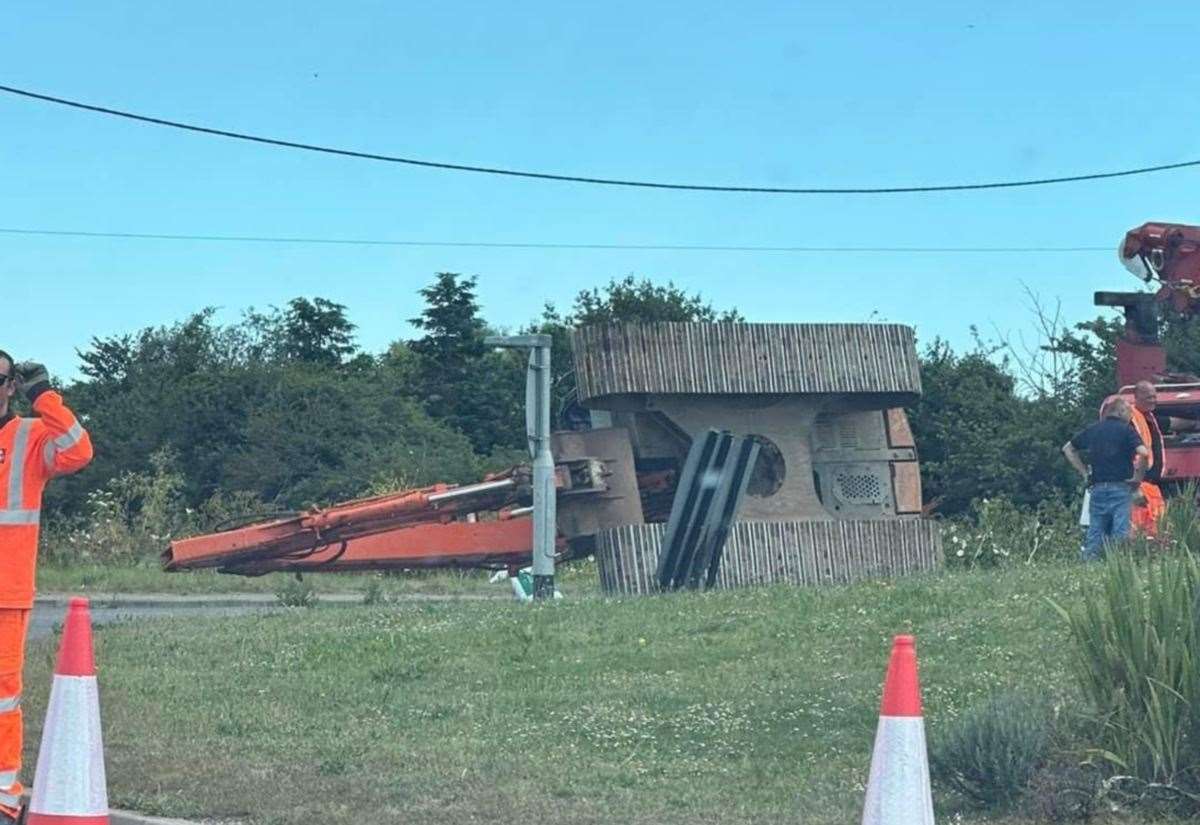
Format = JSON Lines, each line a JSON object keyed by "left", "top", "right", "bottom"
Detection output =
{"left": 19, "top": 562, "right": 1170, "bottom": 825}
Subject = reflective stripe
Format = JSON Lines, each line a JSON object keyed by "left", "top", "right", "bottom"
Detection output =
{"left": 0, "top": 509, "right": 38, "bottom": 525}
{"left": 53, "top": 421, "right": 84, "bottom": 450}
{"left": 42, "top": 419, "right": 85, "bottom": 471}
{"left": 7, "top": 419, "right": 32, "bottom": 510}
{"left": 0, "top": 788, "right": 19, "bottom": 807}
{"left": 0, "top": 694, "right": 18, "bottom": 712}
{"left": 0, "top": 769, "right": 15, "bottom": 788}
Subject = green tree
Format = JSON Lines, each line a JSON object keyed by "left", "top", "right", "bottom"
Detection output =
{"left": 571, "top": 275, "right": 743, "bottom": 325}
{"left": 221, "top": 362, "right": 482, "bottom": 505}
{"left": 278, "top": 297, "right": 358, "bottom": 365}
{"left": 1042, "top": 316, "right": 1121, "bottom": 417}
{"left": 408, "top": 273, "right": 525, "bottom": 455}
{"left": 54, "top": 299, "right": 480, "bottom": 517}
{"left": 908, "top": 338, "right": 1079, "bottom": 516}
{"left": 409, "top": 273, "right": 486, "bottom": 372}
{"left": 242, "top": 297, "right": 359, "bottom": 366}
{"left": 63, "top": 309, "right": 251, "bottom": 510}
{"left": 532, "top": 275, "right": 743, "bottom": 427}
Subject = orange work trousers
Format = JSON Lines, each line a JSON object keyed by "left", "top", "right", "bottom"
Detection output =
{"left": 1132, "top": 482, "right": 1166, "bottom": 538}
{"left": 0, "top": 609, "right": 29, "bottom": 815}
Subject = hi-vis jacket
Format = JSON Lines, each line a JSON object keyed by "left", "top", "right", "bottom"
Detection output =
{"left": 1130, "top": 407, "right": 1158, "bottom": 473}
{"left": 0, "top": 390, "right": 93, "bottom": 608}
{"left": 1130, "top": 405, "right": 1166, "bottom": 536}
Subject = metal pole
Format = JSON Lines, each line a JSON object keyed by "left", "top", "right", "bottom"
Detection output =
{"left": 529, "top": 340, "right": 556, "bottom": 599}
{"left": 426, "top": 478, "right": 517, "bottom": 503}
{"left": 483, "top": 334, "right": 556, "bottom": 600}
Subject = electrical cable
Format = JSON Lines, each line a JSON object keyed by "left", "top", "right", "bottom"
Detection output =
{"left": 0, "top": 226, "right": 1112, "bottom": 254}
{"left": 3, "top": 83, "right": 1198, "bottom": 194}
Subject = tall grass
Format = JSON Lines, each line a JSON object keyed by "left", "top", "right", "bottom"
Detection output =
{"left": 1053, "top": 493, "right": 1200, "bottom": 803}
{"left": 41, "top": 447, "right": 269, "bottom": 567}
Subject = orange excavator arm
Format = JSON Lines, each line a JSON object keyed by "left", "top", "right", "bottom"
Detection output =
{"left": 163, "top": 459, "right": 612, "bottom": 576}
{"left": 163, "top": 476, "right": 529, "bottom": 574}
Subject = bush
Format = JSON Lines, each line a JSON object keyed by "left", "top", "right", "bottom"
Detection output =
{"left": 1052, "top": 542, "right": 1200, "bottom": 806}
{"left": 40, "top": 449, "right": 272, "bottom": 567}
{"left": 41, "top": 448, "right": 190, "bottom": 565}
{"left": 930, "top": 690, "right": 1056, "bottom": 809}
{"left": 942, "top": 497, "right": 1082, "bottom": 567}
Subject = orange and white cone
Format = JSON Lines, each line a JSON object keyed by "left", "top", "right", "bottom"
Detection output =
{"left": 27, "top": 598, "right": 109, "bottom": 825}
{"left": 861, "top": 634, "right": 934, "bottom": 825}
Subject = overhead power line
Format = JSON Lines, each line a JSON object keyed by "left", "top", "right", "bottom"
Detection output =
{"left": 2, "top": 83, "right": 1198, "bottom": 195}
{"left": 0, "top": 226, "right": 1112, "bottom": 253}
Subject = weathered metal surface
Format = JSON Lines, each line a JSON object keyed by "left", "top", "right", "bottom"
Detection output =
{"left": 885, "top": 408, "right": 916, "bottom": 448}
{"left": 657, "top": 430, "right": 759, "bottom": 590}
{"left": 890, "top": 462, "right": 924, "bottom": 515}
{"left": 551, "top": 427, "right": 645, "bottom": 538}
{"left": 595, "top": 519, "right": 942, "bottom": 595}
{"left": 572, "top": 322, "right": 922, "bottom": 403}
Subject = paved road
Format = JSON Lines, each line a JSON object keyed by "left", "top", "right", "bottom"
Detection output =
{"left": 29, "top": 601, "right": 277, "bottom": 641}
{"left": 29, "top": 591, "right": 506, "bottom": 641}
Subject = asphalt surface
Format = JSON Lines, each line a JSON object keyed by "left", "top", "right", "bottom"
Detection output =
{"left": 29, "top": 601, "right": 277, "bottom": 642}
{"left": 29, "top": 590, "right": 505, "bottom": 641}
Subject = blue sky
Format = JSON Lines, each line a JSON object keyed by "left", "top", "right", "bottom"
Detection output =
{"left": 2, "top": 1, "right": 1199, "bottom": 378}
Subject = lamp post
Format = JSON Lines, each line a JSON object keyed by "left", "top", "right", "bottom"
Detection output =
{"left": 484, "top": 334, "right": 555, "bottom": 599}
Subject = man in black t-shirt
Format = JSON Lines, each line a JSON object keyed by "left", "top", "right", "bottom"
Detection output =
{"left": 1063, "top": 397, "right": 1149, "bottom": 561}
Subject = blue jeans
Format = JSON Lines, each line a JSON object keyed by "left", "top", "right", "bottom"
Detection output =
{"left": 1083, "top": 483, "right": 1132, "bottom": 561}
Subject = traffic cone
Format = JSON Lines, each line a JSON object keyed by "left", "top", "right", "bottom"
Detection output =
{"left": 27, "top": 598, "right": 109, "bottom": 825}
{"left": 861, "top": 634, "right": 934, "bottom": 825}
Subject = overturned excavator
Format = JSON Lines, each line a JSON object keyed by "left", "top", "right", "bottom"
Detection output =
{"left": 164, "top": 322, "right": 943, "bottom": 594}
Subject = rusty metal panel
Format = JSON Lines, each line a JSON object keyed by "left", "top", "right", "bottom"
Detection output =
{"left": 595, "top": 518, "right": 942, "bottom": 595}
{"left": 885, "top": 408, "right": 916, "bottom": 448}
{"left": 890, "top": 461, "right": 923, "bottom": 514}
{"left": 572, "top": 322, "right": 922, "bottom": 403}
{"left": 551, "top": 427, "right": 644, "bottom": 538}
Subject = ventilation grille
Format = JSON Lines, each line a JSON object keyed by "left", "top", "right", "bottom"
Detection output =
{"left": 814, "top": 413, "right": 885, "bottom": 453}
{"left": 838, "top": 420, "right": 860, "bottom": 450}
{"left": 836, "top": 472, "right": 883, "bottom": 504}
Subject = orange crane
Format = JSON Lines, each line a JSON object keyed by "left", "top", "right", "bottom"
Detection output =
{"left": 1098, "top": 222, "right": 1200, "bottom": 487}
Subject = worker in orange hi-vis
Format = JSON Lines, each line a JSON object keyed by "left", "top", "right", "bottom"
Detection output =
{"left": 0, "top": 354, "right": 93, "bottom": 823}
{"left": 1127, "top": 380, "right": 1200, "bottom": 538}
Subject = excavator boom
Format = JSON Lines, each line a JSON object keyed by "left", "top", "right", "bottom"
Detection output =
{"left": 163, "top": 476, "right": 530, "bottom": 574}
{"left": 163, "top": 456, "right": 618, "bottom": 576}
